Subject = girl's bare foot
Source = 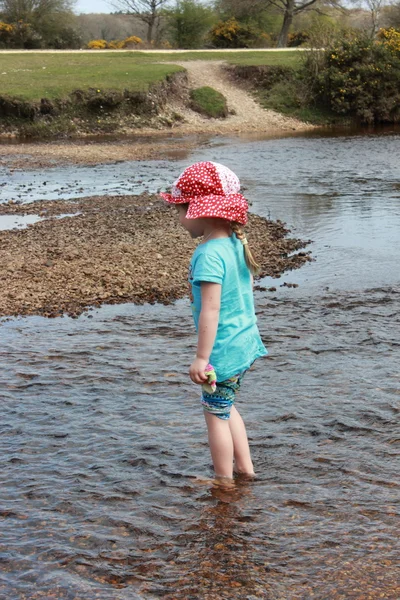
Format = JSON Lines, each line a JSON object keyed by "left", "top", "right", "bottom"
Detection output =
{"left": 233, "top": 468, "right": 256, "bottom": 480}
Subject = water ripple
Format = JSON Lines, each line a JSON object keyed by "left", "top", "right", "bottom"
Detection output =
{"left": 1, "top": 286, "right": 399, "bottom": 598}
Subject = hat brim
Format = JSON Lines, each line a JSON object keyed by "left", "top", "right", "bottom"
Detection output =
{"left": 159, "top": 192, "right": 188, "bottom": 205}
{"left": 160, "top": 192, "right": 248, "bottom": 225}
{"left": 187, "top": 193, "right": 248, "bottom": 225}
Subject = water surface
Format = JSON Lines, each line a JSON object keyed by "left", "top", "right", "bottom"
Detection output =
{"left": 1, "top": 130, "right": 399, "bottom": 599}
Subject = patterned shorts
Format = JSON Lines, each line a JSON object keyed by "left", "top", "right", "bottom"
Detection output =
{"left": 201, "top": 371, "right": 246, "bottom": 420}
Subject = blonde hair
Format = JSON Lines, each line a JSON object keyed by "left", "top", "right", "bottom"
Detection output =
{"left": 230, "top": 222, "right": 261, "bottom": 276}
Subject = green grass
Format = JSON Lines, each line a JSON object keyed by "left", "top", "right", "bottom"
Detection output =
{"left": 190, "top": 86, "right": 228, "bottom": 118}
{"left": 223, "top": 51, "right": 301, "bottom": 67}
{"left": 148, "top": 50, "right": 302, "bottom": 67}
{"left": 0, "top": 53, "right": 184, "bottom": 100}
{"left": 0, "top": 50, "right": 302, "bottom": 100}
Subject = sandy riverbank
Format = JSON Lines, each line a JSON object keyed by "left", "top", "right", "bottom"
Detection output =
{"left": 0, "top": 136, "right": 202, "bottom": 169}
{"left": 0, "top": 194, "right": 312, "bottom": 318}
{"left": 0, "top": 127, "right": 310, "bottom": 170}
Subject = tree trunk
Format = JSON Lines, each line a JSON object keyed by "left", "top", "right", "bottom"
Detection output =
{"left": 146, "top": 0, "right": 158, "bottom": 44}
{"left": 146, "top": 20, "right": 154, "bottom": 44}
{"left": 277, "top": 0, "right": 295, "bottom": 48}
{"left": 370, "top": 8, "right": 380, "bottom": 38}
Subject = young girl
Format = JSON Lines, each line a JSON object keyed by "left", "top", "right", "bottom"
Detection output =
{"left": 161, "top": 161, "right": 267, "bottom": 481}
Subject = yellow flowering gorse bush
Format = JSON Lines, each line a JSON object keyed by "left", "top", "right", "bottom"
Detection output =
{"left": 211, "top": 18, "right": 239, "bottom": 43}
{"left": 122, "top": 36, "right": 142, "bottom": 47}
{"left": 0, "top": 21, "right": 15, "bottom": 45}
{"left": 108, "top": 40, "right": 125, "bottom": 49}
{"left": 87, "top": 39, "right": 108, "bottom": 49}
{"left": 315, "top": 34, "right": 400, "bottom": 123}
{"left": 209, "top": 17, "right": 265, "bottom": 48}
{"left": 0, "top": 22, "right": 14, "bottom": 34}
{"left": 378, "top": 28, "right": 400, "bottom": 54}
{"left": 87, "top": 36, "right": 143, "bottom": 50}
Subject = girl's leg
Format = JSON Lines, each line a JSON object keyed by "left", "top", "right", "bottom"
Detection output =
{"left": 204, "top": 411, "right": 234, "bottom": 479}
{"left": 229, "top": 405, "right": 254, "bottom": 475}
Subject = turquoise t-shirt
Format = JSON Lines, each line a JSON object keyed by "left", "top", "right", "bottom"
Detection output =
{"left": 189, "top": 233, "right": 268, "bottom": 382}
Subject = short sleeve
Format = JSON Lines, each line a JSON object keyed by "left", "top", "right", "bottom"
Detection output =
{"left": 191, "top": 251, "right": 225, "bottom": 285}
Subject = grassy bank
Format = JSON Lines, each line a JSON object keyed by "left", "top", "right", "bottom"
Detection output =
{"left": 0, "top": 54, "right": 183, "bottom": 100}
{"left": 0, "top": 51, "right": 301, "bottom": 100}
{"left": 0, "top": 49, "right": 319, "bottom": 137}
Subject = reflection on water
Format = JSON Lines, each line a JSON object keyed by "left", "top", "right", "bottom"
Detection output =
{"left": 0, "top": 212, "right": 81, "bottom": 230}
{"left": 1, "top": 286, "right": 399, "bottom": 599}
{"left": 0, "top": 213, "right": 43, "bottom": 230}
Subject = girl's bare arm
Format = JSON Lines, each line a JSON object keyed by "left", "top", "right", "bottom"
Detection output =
{"left": 189, "top": 282, "right": 221, "bottom": 384}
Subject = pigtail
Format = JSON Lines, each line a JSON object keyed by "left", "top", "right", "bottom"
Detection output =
{"left": 230, "top": 222, "right": 261, "bottom": 276}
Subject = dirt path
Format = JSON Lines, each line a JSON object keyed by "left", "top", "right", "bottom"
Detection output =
{"left": 164, "top": 60, "right": 312, "bottom": 134}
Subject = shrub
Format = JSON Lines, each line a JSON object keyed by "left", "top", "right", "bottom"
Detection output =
{"left": 160, "top": 40, "right": 173, "bottom": 49}
{"left": 122, "top": 35, "right": 143, "bottom": 48}
{"left": 48, "top": 27, "right": 82, "bottom": 50}
{"left": 0, "top": 21, "right": 14, "bottom": 35}
{"left": 108, "top": 39, "right": 125, "bottom": 49}
{"left": 288, "top": 31, "right": 309, "bottom": 47}
{"left": 86, "top": 37, "right": 143, "bottom": 50}
{"left": 209, "top": 17, "right": 265, "bottom": 48}
{"left": 166, "top": 0, "right": 216, "bottom": 49}
{"left": 259, "top": 32, "right": 273, "bottom": 48}
{"left": 0, "top": 21, "right": 13, "bottom": 47}
{"left": 6, "top": 20, "right": 43, "bottom": 49}
{"left": 0, "top": 22, "right": 13, "bottom": 31}
{"left": 189, "top": 86, "right": 228, "bottom": 118}
{"left": 1, "top": 18, "right": 82, "bottom": 49}
{"left": 378, "top": 27, "right": 400, "bottom": 53}
{"left": 313, "top": 34, "right": 400, "bottom": 123}
{"left": 87, "top": 39, "right": 108, "bottom": 49}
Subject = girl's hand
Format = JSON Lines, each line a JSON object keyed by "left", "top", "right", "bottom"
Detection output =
{"left": 189, "top": 357, "right": 209, "bottom": 385}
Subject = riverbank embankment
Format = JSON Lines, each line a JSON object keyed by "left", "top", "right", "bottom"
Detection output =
{"left": 0, "top": 194, "right": 312, "bottom": 318}
{"left": 0, "top": 51, "right": 315, "bottom": 139}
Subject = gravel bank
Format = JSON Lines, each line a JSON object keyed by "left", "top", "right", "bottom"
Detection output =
{"left": 0, "top": 194, "right": 312, "bottom": 318}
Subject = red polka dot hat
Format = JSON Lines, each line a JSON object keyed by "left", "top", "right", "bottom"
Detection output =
{"left": 160, "top": 161, "right": 249, "bottom": 225}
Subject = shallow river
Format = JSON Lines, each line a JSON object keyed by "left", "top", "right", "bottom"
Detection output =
{"left": 1, "top": 130, "right": 399, "bottom": 599}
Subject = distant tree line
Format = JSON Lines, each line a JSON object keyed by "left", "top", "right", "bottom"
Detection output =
{"left": 0, "top": 0, "right": 82, "bottom": 48}
{"left": 1, "top": 0, "right": 400, "bottom": 49}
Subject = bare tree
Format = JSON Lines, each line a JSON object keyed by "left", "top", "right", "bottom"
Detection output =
{"left": 365, "top": 0, "right": 385, "bottom": 35}
{"left": 391, "top": 1, "right": 400, "bottom": 27}
{"left": 76, "top": 13, "right": 146, "bottom": 44}
{"left": 110, "top": 0, "right": 170, "bottom": 43}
